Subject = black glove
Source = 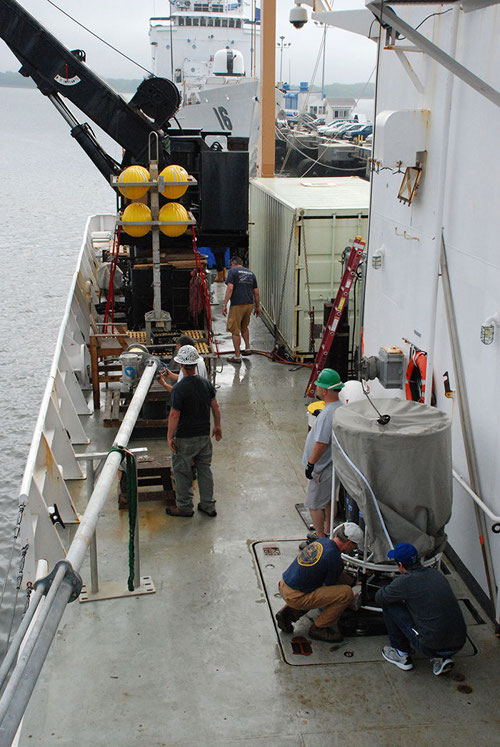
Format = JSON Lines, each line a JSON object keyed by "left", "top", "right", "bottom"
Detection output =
{"left": 305, "top": 462, "right": 314, "bottom": 480}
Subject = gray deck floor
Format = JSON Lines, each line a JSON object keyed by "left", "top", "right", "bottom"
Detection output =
{"left": 19, "top": 284, "right": 500, "bottom": 746}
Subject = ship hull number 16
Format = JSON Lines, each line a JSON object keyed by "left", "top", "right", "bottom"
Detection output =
{"left": 213, "top": 106, "right": 233, "bottom": 131}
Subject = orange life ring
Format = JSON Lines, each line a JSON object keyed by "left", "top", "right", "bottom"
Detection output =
{"left": 405, "top": 351, "right": 427, "bottom": 403}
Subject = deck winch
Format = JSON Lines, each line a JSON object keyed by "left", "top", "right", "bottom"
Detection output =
{"left": 119, "top": 343, "right": 152, "bottom": 393}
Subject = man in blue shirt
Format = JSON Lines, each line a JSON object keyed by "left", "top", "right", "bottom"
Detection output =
{"left": 276, "top": 522, "right": 364, "bottom": 643}
{"left": 376, "top": 543, "right": 467, "bottom": 676}
{"left": 222, "top": 256, "right": 260, "bottom": 364}
{"left": 303, "top": 368, "right": 344, "bottom": 539}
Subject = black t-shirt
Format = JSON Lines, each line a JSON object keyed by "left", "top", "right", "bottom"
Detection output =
{"left": 170, "top": 376, "right": 216, "bottom": 438}
{"left": 226, "top": 266, "right": 258, "bottom": 305}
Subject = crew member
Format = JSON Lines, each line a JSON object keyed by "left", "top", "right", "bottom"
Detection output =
{"left": 222, "top": 256, "right": 260, "bottom": 364}
{"left": 166, "top": 345, "right": 222, "bottom": 518}
{"left": 375, "top": 543, "right": 467, "bottom": 675}
{"left": 275, "top": 522, "right": 364, "bottom": 642}
{"left": 158, "top": 334, "right": 208, "bottom": 393}
{"left": 303, "top": 369, "right": 344, "bottom": 539}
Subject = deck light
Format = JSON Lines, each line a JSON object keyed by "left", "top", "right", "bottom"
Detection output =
{"left": 371, "top": 248, "right": 384, "bottom": 269}
{"left": 480, "top": 312, "right": 500, "bottom": 345}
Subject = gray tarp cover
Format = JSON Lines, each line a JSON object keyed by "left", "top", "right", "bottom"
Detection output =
{"left": 332, "top": 398, "right": 452, "bottom": 562}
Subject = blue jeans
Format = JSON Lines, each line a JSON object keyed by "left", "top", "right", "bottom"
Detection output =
{"left": 171, "top": 436, "right": 215, "bottom": 512}
{"left": 382, "top": 603, "right": 460, "bottom": 658}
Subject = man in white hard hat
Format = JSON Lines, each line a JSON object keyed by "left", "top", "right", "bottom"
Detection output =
{"left": 167, "top": 345, "right": 222, "bottom": 518}
{"left": 158, "top": 334, "right": 208, "bottom": 393}
{"left": 275, "top": 522, "right": 364, "bottom": 643}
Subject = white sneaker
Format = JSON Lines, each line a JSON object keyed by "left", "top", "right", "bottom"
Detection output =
{"left": 432, "top": 657, "right": 454, "bottom": 676}
{"left": 382, "top": 646, "right": 414, "bottom": 671}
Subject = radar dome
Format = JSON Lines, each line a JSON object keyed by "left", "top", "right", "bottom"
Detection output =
{"left": 213, "top": 49, "right": 245, "bottom": 77}
{"left": 121, "top": 203, "right": 152, "bottom": 237}
{"left": 159, "top": 202, "right": 189, "bottom": 237}
{"left": 117, "top": 165, "right": 150, "bottom": 199}
{"left": 159, "top": 165, "right": 189, "bottom": 199}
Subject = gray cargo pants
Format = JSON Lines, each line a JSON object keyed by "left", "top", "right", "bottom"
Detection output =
{"left": 171, "top": 435, "right": 215, "bottom": 513}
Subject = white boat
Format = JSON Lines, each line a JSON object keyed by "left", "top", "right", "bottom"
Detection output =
{"left": 150, "top": 0, "right": 261, "bottom": 141}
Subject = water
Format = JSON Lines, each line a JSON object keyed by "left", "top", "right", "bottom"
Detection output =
{"left": 0, "top": 87, "right": 119, "bottom": 652}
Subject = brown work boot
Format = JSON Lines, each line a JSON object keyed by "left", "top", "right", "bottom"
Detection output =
{"left": 308, "top": 623, "right": 343, "bottom": 643}
{"left": 275, "top": 606, "right": 295, "bottom": 634}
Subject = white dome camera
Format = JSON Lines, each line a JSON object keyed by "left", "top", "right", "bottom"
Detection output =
{"left": 289, "top": 5, "right": 308, "bottom": 29}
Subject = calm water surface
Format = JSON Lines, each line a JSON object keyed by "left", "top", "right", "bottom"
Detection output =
{"left": 0, "top": 86, "right": 119, "bottom": 652}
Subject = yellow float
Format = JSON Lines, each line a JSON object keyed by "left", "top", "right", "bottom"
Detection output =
{"left": 158, "top": 202, "right": 189, "bottom": 237}
{"left": 117, "top": 165, "right": 151, "bottom": 199}
{"left": 121, "top": 203, "right": 152, "bottom": 237}
{"left": 159, "top": 164, "right": 189, "bottom": 199}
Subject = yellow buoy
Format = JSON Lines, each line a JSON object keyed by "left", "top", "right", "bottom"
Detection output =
{"left": 159, "top": 202, "right": 189, "bottom": 237}
{"left": 117, "top": 165, "right": 151, "bottom": 199}
{"left": 121, "top": 203, "right": 152, "bottom": 237}
{"left": 159, "top": 164, "right": 189, "bottom": 199}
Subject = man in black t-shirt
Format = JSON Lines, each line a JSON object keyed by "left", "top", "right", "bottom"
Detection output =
{"left": 166, "top": 345, "right": 222, "bottom": 518}
{"left": 222, "top": 256, "right": 260, "bottom": 364}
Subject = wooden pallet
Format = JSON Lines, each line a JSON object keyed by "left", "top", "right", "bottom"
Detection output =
{"left": 103, "top": 388, "right": 170, "bottom": 429}
{"left": 119, "top": 453, "right": 176, "bottom": 509}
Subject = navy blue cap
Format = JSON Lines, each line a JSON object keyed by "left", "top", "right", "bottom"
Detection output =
{"left": 387, "top": 543, "right": 419, "bottom": 565}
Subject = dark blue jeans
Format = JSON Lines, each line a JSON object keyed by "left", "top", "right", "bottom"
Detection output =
{"left": 382, "top": 603, "right": 460, "bottom": 658}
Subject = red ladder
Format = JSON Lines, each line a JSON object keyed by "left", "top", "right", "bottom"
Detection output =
{"left": 305, "top": 236, "right": 365, "bottom": 398}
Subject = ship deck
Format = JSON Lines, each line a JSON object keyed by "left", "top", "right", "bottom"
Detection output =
{"left": 19, "top": 285, "right": 500, "bottom": 745}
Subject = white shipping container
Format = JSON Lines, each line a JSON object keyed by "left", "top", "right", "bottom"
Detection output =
{"left": 249, "top": 177, "right": 369, "bottom": 356}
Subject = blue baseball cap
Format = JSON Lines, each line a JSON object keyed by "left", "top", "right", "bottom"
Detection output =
{"left": 387, "top": 543, "right": 419, "bottom": 565}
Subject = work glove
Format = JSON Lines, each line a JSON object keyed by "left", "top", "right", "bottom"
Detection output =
{"left": 305, "top": 462, "right": 314, "bottom": 480}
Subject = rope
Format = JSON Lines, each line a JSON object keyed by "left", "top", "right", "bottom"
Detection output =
{"left": 109, "top": 446, "right": 138, "bottom": 591}
{"left": 103, "top": 225, "right": 121, "bottom": 332}
{"left": 45, "top": 0, "right": 154, "bottom": 76}
{"left": 191, "top": 227, "right": 220, "bottom": 357}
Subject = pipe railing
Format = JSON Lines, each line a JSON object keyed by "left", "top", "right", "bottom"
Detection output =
{"left": 0, "top": 359, "right": 159, "bottom": 744}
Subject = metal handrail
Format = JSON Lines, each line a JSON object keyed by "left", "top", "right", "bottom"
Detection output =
{"left": 0, "top": 360, "right": 159, "bottom": 744}
{"left": 453, "top": 470, "right": 500, "bottom": 525}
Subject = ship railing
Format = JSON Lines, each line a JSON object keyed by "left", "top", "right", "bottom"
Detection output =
{"left": 16, "top": 214, "right": 116, "bottom": 585}
{"left": 0, "top": 353, "right": 160, "bottom": 745}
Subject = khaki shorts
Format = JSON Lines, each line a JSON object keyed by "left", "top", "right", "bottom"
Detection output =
{"left": 305, "top": 468, "right": 332, "bottom": 510}
{"left": 227, "top": 304, "right": 253, "bottom": 335}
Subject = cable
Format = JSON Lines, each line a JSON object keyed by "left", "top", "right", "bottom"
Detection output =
{"left": 45, "top": 0, "right": 154, "bottom": 76}
{"left": 396, "top": 8, "right": 453, "bottom": 41}
{"left": 277, "top": 127, "right": 367, "bottom": 174}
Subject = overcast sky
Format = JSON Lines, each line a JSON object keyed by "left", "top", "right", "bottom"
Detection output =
{"left": 0, "top": 1, "right": 376, "bottom": 86}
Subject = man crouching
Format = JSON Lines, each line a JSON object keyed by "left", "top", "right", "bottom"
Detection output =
{"left": 275, "top": 522, "right": 364, "bottom": 643}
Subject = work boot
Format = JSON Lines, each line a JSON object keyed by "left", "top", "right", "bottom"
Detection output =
{"left": 275, "top": 606, "right": 295, "bottom": 634}
{"left": 308, "top": 623, "right": 344, "bottom": 643}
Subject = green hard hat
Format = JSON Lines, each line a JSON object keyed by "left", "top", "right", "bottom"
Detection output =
{"left": 315, "top": 368, "right": 344, "bottom": 390}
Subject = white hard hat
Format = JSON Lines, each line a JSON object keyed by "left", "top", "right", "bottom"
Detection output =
{"left": 334, "top": 521, "right": 364, "bottom": 548}
{"left": 174, "top": 344, "right": 201, "bottom": 366}
{"left": 339, "top": 380, "right": 368, "bottom": 405}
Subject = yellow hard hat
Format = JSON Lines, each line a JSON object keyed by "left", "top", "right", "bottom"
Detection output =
{"left": 159, "top": 164, "right": 189, "bottom": 199}
{"left": 117, "top": 165, "right": 151, "bottom": 199}
{"left": 159, "top": 202, "right": 189, "bottom": 237}
{"left": 121, "top": 203, "right": 152, "bottom": 237}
